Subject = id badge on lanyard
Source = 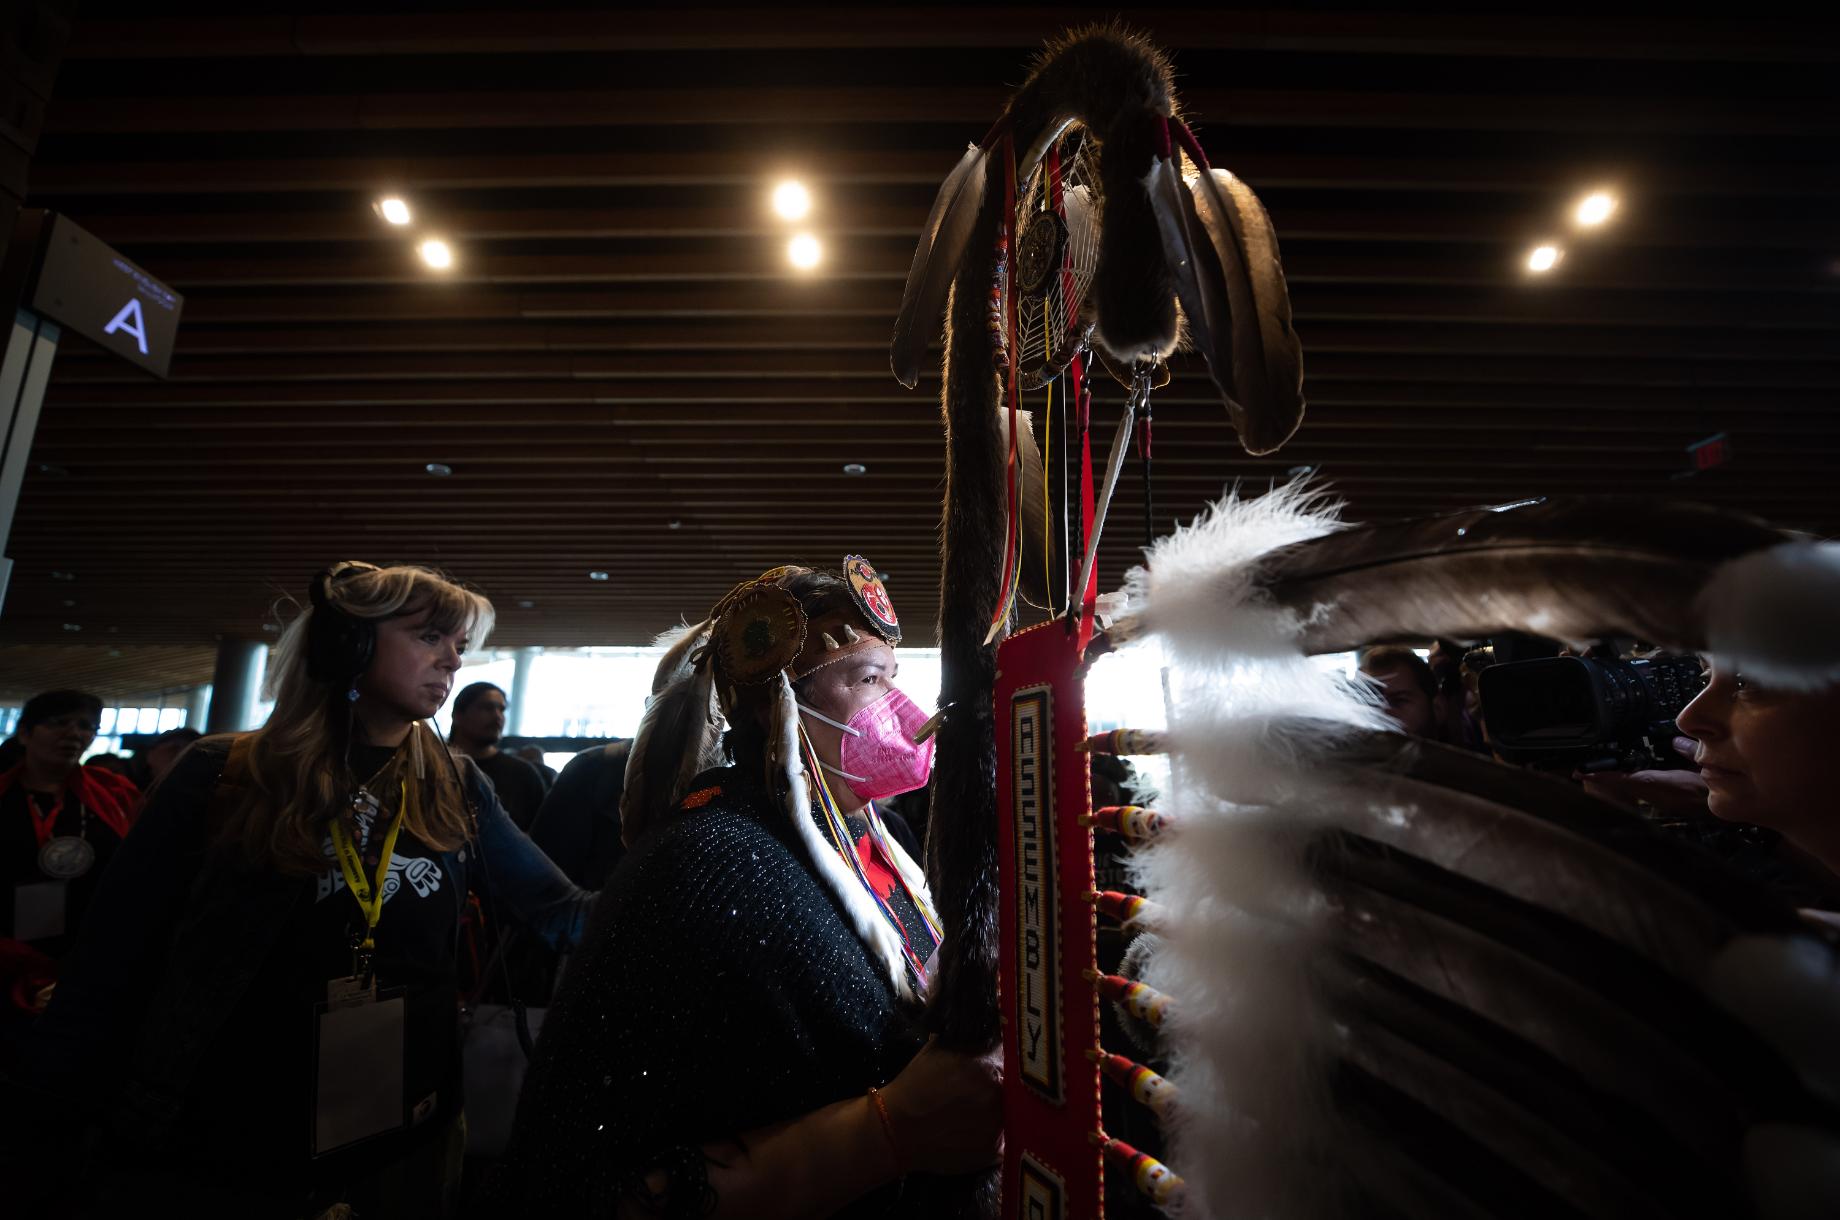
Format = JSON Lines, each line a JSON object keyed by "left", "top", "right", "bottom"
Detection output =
{"left": 313, "top": 976, "right": 407, "bottom": 1156}
{"left": 313, "top": 779, "right": 413, "bottom": 1157}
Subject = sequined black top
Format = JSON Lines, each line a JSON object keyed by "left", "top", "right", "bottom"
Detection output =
{"left": 485, "top": 767, "right": 936, "bottom": 1218}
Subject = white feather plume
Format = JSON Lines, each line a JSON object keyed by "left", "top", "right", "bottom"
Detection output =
{"left": 1121, "top": 480, "right": 1390, "bottom": 1220}
{"left": 769, "top": 671, "right": 917, "bottom": 1001}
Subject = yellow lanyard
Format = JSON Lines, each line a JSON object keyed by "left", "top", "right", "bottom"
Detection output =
{"left": 328, "top": 778, "right": 413, "bottom": 962}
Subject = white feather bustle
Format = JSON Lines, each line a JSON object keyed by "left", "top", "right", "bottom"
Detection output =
{"left": 768, "top": 671, "right": 918, "bottom": 1001}
{"left": 1119, "top": 480, "right": 1392, "bottom": 1220}
{"left": 1698, "top": 541, "right": 1840, "bottom": 692}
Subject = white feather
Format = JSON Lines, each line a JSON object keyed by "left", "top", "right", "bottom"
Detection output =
{"left": 769, "top": 672, "right": 917, "bottom": 1001}
{"left": 1121, "top": 480, "right": 1390, "bottom": 1220}
{"left": 1698, "top": 541, "right": 1840, "bottom": 692}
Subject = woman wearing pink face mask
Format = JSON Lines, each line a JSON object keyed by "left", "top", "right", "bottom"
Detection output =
{"left": 486, "top": 560, "right": 1001, "bottom": 1220}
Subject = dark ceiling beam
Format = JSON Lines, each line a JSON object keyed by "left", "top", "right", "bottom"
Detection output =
{"left": 63, "top": 11, "right": 1840, "bottom": 63}
{"left": 26, "top": 414, "right": 1833, "bottom": 450}
{"left": 30, "top": 442, "right": 1818, "bottom": 468}
{"left": 46, "top": 348, "right": 1840, "bottom": 389}
{"left": 154, "top": 282, "right": 1840, "bottom": 329}
{"left": 64, "top": 202, "right": 1840, "bottom": 252}
{"left": 40, "top": 377, "right": 1840, "bottom": 412}
{"left": 48, "top": 86, "right": 1831, "bottom": 137}
{"left": 104, "top": 243, "right": 1840, "bottom": 294}
{"left": 17, "top": 477, "right": 1812, "bottom": 508}
{"left": 46, "top": 317, "right": 1837, "bottom": 362}
{"left": 168, "top": 282, "right": 901, "bottom": 324}
{"left": 16, "top": 492, "right": 1829, "bottom": 539}
{"left": 33, "top": 149, "right": 1839, "bottom": 197}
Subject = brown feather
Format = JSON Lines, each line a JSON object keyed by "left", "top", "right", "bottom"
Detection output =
{"left": 1186, "top": 165, "right": 1306, "bottom": 455}
{"left": 1255, "top": 497, "right": 1790, "bottom": 655}
{"left": 891, "top": 142, "right": 990, "bottom": 389}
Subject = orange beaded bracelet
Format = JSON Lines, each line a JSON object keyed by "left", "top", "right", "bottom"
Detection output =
{"left": 866, "top": 1086, "right": 904, "bottom": 1175}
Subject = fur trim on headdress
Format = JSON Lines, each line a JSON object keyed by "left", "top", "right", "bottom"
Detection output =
{"left": 769, "top": 671, "right": 917, "bottom": 1000}
{"left": 1698, "top": 540, "right": 1840, "bottom": 691}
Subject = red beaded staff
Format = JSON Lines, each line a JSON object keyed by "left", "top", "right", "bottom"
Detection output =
{"left": 995, "top": 620, "right": 1102, "bottom": 1218}
{"left": 995, "top": 620, "right": 1186, "bottom": 1216}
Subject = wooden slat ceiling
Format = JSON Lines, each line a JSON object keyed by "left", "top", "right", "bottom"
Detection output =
{"left": 3, "top": 5, "right": 1836, "bottom": 697}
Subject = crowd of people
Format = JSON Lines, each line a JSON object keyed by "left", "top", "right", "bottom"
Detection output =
{"left": 1, "top": 555, "right": 1836, "bottom": 1218}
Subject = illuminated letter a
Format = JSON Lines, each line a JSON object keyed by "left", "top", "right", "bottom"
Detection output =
{"left": 103, "top": 298, "right": 149, "bottom": 355}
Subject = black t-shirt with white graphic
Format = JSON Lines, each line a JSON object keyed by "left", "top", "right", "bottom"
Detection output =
{"left": 180, "top": 744, "right": 463, "bottom": 1191}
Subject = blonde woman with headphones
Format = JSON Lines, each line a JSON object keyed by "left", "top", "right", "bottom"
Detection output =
{"left": 14, "top": 562, "right": 592, "bottom": 1220}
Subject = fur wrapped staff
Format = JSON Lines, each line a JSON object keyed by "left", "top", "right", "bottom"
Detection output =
{"left": 894, "top": 24, "right": 1307, "bottom": 1059}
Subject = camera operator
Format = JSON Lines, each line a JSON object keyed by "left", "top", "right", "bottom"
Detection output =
{"left": 1575, "top": 734, "right": 1710, "bottom": 815}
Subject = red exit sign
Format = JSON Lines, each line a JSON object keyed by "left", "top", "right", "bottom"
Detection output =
{"left": 1688, "top": 432, "right": 1732, "bottom": 471}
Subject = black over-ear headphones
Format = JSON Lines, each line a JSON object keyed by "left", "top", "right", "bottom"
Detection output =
{"left": 306, "top": 562, "right": 379, "bottom": 687}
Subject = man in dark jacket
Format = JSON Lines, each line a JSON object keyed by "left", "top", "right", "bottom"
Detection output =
{"left": 448, "top": 683, "right": 546, "bottom": 829}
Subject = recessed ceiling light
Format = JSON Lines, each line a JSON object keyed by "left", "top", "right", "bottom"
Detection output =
{"left": 667, "top": 519, "right": 682, "bottom": 530}
{"left": 36, "top": 463, "right": 69, "bottom": 478}
{"left": 424, "top": 462, "right": 453, "bottom": 476}
{"left": 419, "top": 238, "right": 455, "bottom": 270}
{"left": 588, "top": 570, "right": 610, "bottom": 582}
{"left": 1573, "top": 192, "right": 1617, "bottom": 227}
{"left": 262, "top": 623, "right": 280, "bottom": 633}
{"left": 1526, "top": 244, "right": 1563, "bottom": 273}
{"left": 787, "top": 233, "right": 822, "bottom": 271}
{"left": 375, "top": 196, "right": 413, "bottom": 226}
{"left": 50, "top": 570, "right": 76, "bottom": 581}
{"left": 842, "top": 462, "right": 867, "bottom": 476}
{"left": 62, "top": 623, "right": 81, "bottom": 632}
{"left": 517, "top": 599, "right": 537, "bottom": 609}
{"left": 60, "top": 599, "right": 76, "bottom": 608}
{"left": 771, "top": 180, "right": 813, "bottom": 221}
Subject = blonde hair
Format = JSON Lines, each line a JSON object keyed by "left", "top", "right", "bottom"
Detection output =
{"left": 230, "top": 563, "right": 496, "bottom": 875}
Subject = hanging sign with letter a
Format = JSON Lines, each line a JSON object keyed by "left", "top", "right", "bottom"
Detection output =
{"left": 26, "top": 211, "right": 183, "bottom": 378}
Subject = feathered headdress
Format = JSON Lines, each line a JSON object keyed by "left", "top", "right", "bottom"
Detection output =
{"left": 675, "top": 564, "right": 931, "bottom": 1001}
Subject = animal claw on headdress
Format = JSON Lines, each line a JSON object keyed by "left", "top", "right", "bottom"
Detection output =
{"left": 821, "top": 631, "right": 841, "bottom": 650}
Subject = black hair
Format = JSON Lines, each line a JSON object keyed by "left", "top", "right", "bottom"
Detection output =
{"left": 454, "top": 681, "right": 507, "bottom": 714}
{"left": 20, "top": 689, "right": 104, "bottom": 731}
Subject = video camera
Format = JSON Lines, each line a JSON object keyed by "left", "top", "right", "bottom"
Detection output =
{"left": 1478, "top": 649, "right": 1706, "bottom": 773}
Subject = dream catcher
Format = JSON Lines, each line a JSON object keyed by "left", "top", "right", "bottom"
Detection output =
{"left": 893, "top": 25, "right": 1305, "bottom": 656}
{"left": 1001, "top": 120, "right": 1101, "bottom": 392}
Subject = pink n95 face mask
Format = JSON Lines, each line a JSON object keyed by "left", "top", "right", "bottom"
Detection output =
{"left": 798, "top": 686, "right": 936, "bottom": 802}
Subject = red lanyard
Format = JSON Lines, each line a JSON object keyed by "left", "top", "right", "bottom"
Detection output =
{"left": 26, "top": 788, "right": 70, "bottom": 848}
